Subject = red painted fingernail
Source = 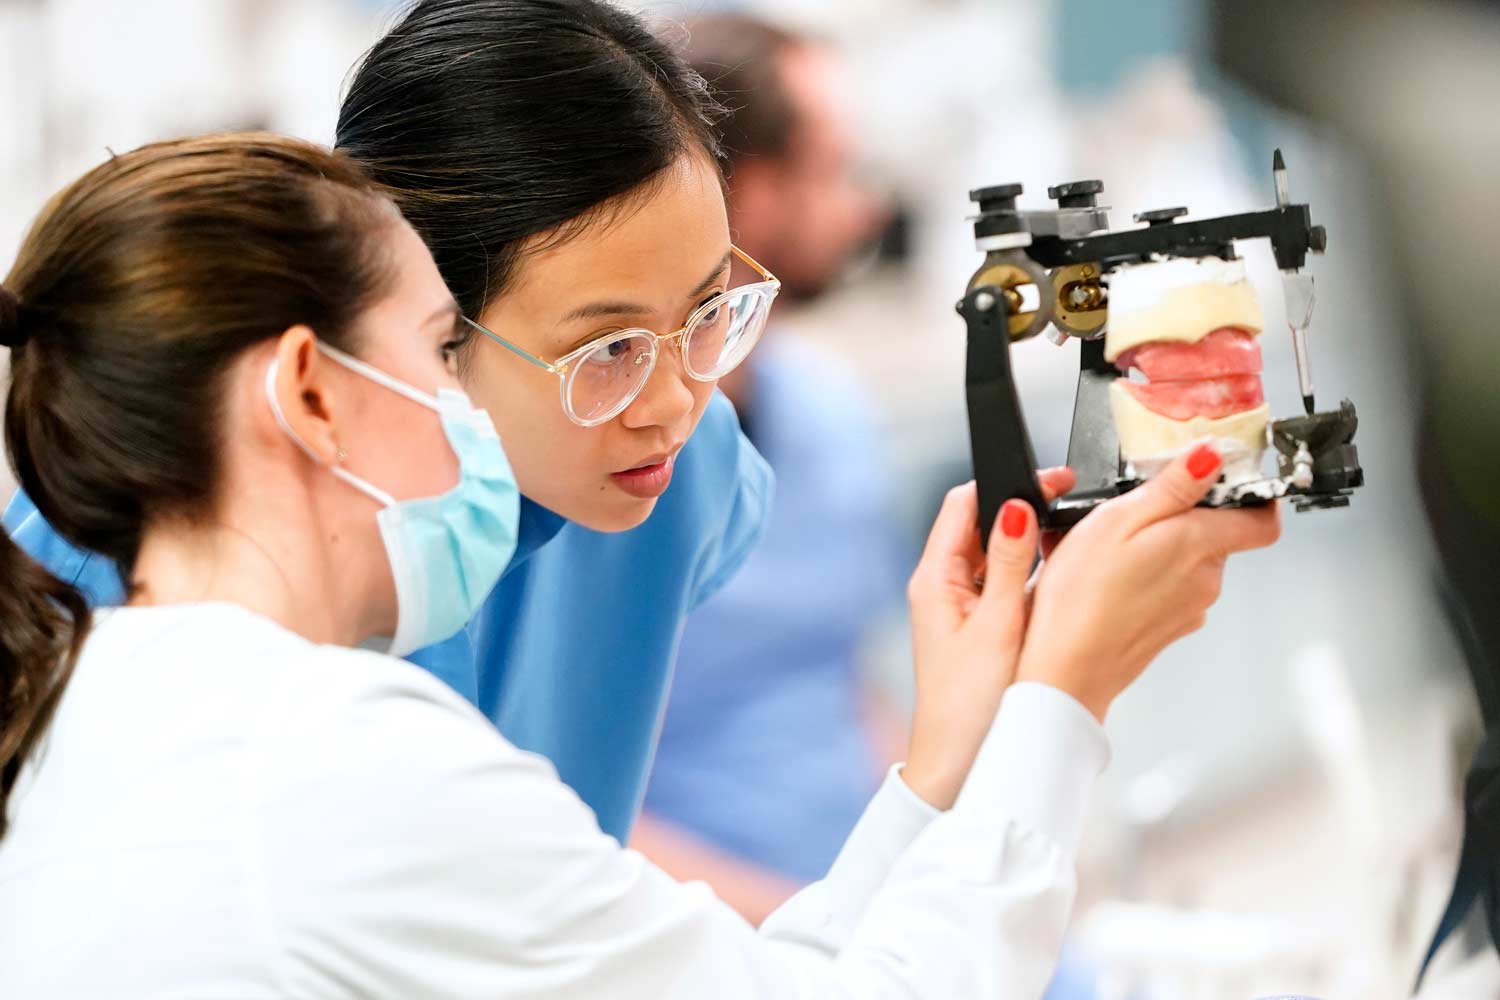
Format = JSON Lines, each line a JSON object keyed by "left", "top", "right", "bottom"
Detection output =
{"left": 1187, "top": 443, "right": 1221, "bottom": 479}
{"left": 1000, "top": 500, "right": 1028, "bottom": 539}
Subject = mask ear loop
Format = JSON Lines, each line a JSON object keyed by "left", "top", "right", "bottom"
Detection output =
{"left": 264, "top": 358, "right": 397, "bottom": 508}
{"left": 317, "top": 342, "right": 442, "bottom": 413}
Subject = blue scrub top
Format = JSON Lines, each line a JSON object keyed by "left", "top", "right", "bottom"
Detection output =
{"left": 4, "top": 391, "right": 772, "bottom": 843}
{"left": 644, "top": 339, "right": 909, "bottom": 882}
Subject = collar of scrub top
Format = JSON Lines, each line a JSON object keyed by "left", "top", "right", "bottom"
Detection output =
{"left": 506, "top": 498, "right": 568, "bottom": 573}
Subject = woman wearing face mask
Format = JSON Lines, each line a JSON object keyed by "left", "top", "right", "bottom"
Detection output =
{"left": 2, "top": 0, "right": 769, "bottom": 841}
{"left": 0, "top": 134, "right": 1278, "bottom": 998}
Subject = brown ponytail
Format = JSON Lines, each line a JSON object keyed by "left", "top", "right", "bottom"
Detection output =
{"left": 0, "top": 286, "right": 24, "bottom": 347}
{"left": 1, "top": 133, "right": 399, "bottom": 837}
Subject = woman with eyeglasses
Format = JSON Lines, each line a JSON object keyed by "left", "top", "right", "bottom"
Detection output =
{"left": 0, "top": 0, "right": 1276, "bottom": 851}
{"left": 0, "top": 132, "right": 1280, "bottom": 999}
{"left": 4, "top": 0, "right": 774, "bottom": 841}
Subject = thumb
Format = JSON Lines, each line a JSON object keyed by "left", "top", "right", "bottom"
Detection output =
{"left": 1117, "top": 441, "right": 1223, "bottom": 530}
{"left": 979, "top": 499, "right": 1040, "bottom": 615}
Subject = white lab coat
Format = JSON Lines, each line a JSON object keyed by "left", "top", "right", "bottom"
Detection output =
{"left": 0, "top": 602, "right": 1108, "bottom": 998}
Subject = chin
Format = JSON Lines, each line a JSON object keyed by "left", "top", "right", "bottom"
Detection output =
{"left": 1105, "top": 256, "right": 1269, "bottom": 484}
{"left": 564, "top": 494, "right": 659, "bottom": 533}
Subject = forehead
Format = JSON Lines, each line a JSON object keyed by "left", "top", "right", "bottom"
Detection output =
{"left": 383, "top": 217, "right": 451, "bottom": 301}
{"left": 322, "top": 223, "right": 454, "bottom": 394}
{"left": 505, "top": 153, "right": 730, "bottom": 308}
{"left": 352, "top": 219, "right": 453, "bottom": 349}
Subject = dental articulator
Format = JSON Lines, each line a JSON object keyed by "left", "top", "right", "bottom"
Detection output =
{"left": 958, "top": 150, "right": 1364, "bottom": 541}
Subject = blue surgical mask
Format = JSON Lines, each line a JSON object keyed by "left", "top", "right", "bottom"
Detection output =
{"left": 264, "top": 343, "right": 519, "bottom": 656}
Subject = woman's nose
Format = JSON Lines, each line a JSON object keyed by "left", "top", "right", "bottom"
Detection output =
{"left": 618, "top": 341, "right": 695, "bottom": 430}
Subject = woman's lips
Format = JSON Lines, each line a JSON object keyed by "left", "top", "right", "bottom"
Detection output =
{"left": 610, "top": 454, "right": 676, "bottom": 499}
{"left": 1115, "top": 327, "right": 1265, "bottom": 420}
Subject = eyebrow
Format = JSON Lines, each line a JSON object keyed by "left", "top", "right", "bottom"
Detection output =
{"left": 558, "top": 250, "right": 734, "bottom": 324}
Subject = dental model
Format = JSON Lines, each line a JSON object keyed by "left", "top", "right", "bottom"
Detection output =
{"left": 1105, "top": 256, "right": 1271, "bottom": 484}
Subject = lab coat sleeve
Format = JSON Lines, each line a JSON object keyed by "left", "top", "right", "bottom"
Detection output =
{"left": 254, "top": 664, "right": 1107, "bottom": 999}
{"left": 756, "top": 763, "right": 940, "bottom": 953}
{"left": 761, "top": 682, "right": 1108, "bottom": 994}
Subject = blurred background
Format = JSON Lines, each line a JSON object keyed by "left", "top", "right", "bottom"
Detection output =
{"left": 2, "top": 1, "right": 1496, "bottom": 996}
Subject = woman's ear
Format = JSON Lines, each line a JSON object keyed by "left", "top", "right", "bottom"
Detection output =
{"left": 266, "top": 325, "right": 343, "bottom": 465}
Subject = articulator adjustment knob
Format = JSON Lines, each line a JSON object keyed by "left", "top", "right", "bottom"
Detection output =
{"left": 970, "top": 184, "right": 1023, "bottom": 213}
{"left": 1134, "top": 206, "right": 1189, "bottom": 227}
{"left": 971, "top": 184, "right": 1030, "bottom": 243}
{"left": 1048, "top": 180, "right": 1104, "bottom": 209}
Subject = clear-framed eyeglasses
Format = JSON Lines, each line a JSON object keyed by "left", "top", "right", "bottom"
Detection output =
{"left": 462, "top": 245, "right": 780, "bottom": 427}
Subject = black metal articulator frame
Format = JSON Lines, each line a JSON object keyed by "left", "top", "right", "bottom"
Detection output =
{"left": 958, "top": 159, "right": 1364, "bottom": 544}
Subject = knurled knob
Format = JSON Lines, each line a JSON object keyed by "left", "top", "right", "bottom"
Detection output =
{"left": 970, "top": 184, "right": 1024, "bottom": 212}
{"left": 1048, "top": 180, "right": 1104, "bottom": 208}
{"left": 1134, "top": 206, "right": 1189, "bottom": 226}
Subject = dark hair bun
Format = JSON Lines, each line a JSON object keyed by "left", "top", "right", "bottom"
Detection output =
{"left": 0, "top": 286, "right": 24, "bottom": 348}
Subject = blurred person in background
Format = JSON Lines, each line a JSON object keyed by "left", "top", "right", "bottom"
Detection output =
{"left": 631, "top": 13, "right": 903, "bottom": 919}
{"left": 633, "top": 16, "right": 1100, "bottom": 997}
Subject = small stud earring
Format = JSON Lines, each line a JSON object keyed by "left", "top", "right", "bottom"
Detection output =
{"left": 335, "top": 446, "right": 348, "bottom": 463}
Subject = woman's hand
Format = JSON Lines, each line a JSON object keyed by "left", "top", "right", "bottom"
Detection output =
{"left": 902, "top": 468, "right": 1075, "bottom": 810}
{"left": 1018, "top": 443, "right": 1282, "bottom": 721}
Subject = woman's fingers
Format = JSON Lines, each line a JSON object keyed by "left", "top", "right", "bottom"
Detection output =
{"left": 902, "top": 485, "right": 1042, "bottom": 811}
{"left": 1113, "top": 442, "right": 1223, "bottom": 531}
{"left": 1038, "top": 466, "right": 1076, "bottom": 502}
{"left": 908, "top": 483, "right": 985, "bottom": 626}
{"left": 1177, "top": 500, "right": 1283, "bottom": 556}
{"left": 912, "top": 483, "right": 982, "bottom": 579}
{"left": 978, "top": 499, "right": 1040, "bottom": 621}
{"left": 909, "top": 470, "right": 1080, "bottom": 630}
